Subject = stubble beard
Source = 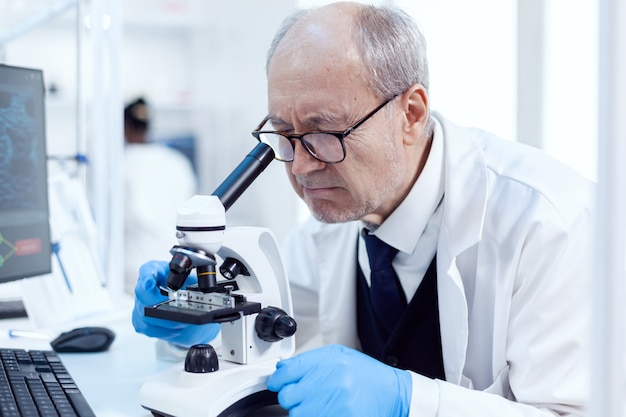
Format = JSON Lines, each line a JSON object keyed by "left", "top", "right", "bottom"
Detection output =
{"left": 307, "top": 131, "right": 404, "bottom": 224}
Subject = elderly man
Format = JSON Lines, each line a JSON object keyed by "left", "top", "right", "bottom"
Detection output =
{"left": 134, "top": 3, "right": 593, "bottom": 416}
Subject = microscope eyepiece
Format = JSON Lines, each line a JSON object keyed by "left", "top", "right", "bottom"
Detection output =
{"left": 211, "top": 142, "right": 274, "bottom": 211}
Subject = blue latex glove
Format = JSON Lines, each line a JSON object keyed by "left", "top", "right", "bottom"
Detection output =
{"left": 132, "top": 260, "right": 220, "bottom": 348}
{"left": 267, "top": 344, "right": 412, "bottom": 417}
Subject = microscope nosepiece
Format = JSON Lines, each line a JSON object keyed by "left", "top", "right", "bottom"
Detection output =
{"left": 166, "top": 252, "right": 193, "bottom": 291}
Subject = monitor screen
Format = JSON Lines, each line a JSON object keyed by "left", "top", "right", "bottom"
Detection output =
{"left": 0, "top": 64, "right": 52, "bottom": 285}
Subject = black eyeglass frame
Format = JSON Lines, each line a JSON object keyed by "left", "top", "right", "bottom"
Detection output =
{"left": 251, "top": 94, "right": 398, "bottom": 164}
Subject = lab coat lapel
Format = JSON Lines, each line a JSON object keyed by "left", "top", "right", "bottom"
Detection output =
{"left": 312, "top": 221, "right": 360, "bottom": 348}
{"left": 435, "top": 113, "right": 488, "bottom": 385}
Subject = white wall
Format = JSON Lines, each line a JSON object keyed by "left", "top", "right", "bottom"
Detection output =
{"left": 397, "top": 0, "right": 598, "bottom": 180}
{"left": 543, "top": 0, "right": 598, "bottom": 180}
{"left": 398, "top": 0, "right": 517, "bottom": 142}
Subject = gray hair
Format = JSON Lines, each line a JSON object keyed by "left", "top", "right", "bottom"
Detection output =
{"left": 266, "top": 4, "right": 432, "bottom": 134}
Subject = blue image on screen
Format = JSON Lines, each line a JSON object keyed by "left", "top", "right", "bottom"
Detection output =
{"left": 0, "top": 88, "right": 41, "bottom": 211}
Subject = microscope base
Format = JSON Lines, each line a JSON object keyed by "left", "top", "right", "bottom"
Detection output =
{"left": 140, "top": 358, "right": 281, "bottom": 417}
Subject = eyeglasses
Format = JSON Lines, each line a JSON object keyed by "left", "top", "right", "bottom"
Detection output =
{"left": 251, "top": 95, "right": 398, "bottom": 164}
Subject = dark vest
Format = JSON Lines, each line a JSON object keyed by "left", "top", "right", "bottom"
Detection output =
{"left": 357, "top": 254, "right": 446, "bottom": 380}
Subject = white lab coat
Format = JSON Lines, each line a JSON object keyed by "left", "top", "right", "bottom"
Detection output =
{"left": 281, "top": 113, "right": 593, "bottom": 416}
{"left": 124, "top": 143, "right": 197, "bottom": 294}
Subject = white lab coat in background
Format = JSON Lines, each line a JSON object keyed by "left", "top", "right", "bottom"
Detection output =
{"left": 281, "top": 113, "right": 594, "bottom": 417}
{"left": 124, "top": 143, "right": 197, "bottom": 294}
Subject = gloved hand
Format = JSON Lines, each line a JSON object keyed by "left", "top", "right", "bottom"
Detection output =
{"left": 132, "top": 260, "right": 220, "bottom": 348}
{"left": 267, "top": 344, "right": 412, "bottom": 417}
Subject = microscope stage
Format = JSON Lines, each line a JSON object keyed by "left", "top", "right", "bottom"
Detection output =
{"left": 145, "top": 300, "right": 262, "bottom": 325}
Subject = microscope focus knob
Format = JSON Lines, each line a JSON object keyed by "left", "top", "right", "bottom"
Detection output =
{"left": 184, "top": 344, "right": 219, "bottom": 373}
{"left": 255, "top": 306, "right": 297, "bottom": 342}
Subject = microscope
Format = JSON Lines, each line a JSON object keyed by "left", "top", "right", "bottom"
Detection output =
{"left": 139, "top": 143, "right": 296, "bottom": 417}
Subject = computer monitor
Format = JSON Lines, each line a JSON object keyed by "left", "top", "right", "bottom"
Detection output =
{"left": 0, "top": 64, "right": 52, "bottom": 315}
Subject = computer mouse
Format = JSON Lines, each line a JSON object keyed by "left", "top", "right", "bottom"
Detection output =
{"left": 50, "top": 326, "right": 116, "bottom": 353}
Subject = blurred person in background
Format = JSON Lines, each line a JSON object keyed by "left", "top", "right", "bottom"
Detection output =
{"left": 123, "top": 97, "right": 197, "bottom": 294}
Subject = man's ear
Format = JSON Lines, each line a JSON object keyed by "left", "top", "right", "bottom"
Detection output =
{"left": 399, "top": 83, "right": 429, "bottom": 145}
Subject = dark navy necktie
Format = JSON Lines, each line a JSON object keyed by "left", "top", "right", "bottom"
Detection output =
{"left": 362, "top": 230, "right": 407, "bottom": 333}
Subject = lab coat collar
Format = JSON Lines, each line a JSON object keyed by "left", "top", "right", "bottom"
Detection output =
{"left": 371, "top": 118, "right": 445, "bottom": 255}
{"left": 434, "top": 111, "right": 488, "bottom": 255}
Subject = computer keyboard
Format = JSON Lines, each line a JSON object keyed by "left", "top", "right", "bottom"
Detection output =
{"left": 0, "top": 348, "right": 96, "bottom": 417}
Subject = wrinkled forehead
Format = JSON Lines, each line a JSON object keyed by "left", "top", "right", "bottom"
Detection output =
{"left": 267, "top": 11, "right": 372, "bottom": 119}
{"left": 270, "top": 11, "right": 361, "bottom": 75}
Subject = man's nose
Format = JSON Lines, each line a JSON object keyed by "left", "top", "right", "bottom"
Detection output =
{"left": 289, "top": 140, "right": 325, "bottom": 175}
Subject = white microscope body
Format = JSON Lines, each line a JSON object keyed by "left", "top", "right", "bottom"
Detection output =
{"left": 139, "top": 144, "right": 296, "bottom": 417}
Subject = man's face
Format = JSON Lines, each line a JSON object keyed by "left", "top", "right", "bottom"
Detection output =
{"left": 266, "top": 18, "right": 408, "bottom": 224}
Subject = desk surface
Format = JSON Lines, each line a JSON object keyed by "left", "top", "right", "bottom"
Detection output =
{"left": 0, "top": 302, "right": 169, "bottom": 416}
{"left": 0, "top": 297, "right": 288, "bottom": 417}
